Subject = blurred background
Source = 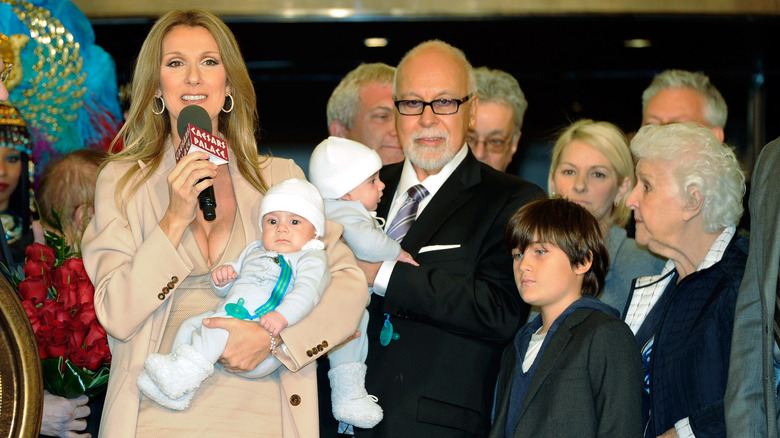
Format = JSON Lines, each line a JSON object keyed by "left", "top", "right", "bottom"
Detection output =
{"left": 76, "top": 0, "right": 780, "bottom": 187}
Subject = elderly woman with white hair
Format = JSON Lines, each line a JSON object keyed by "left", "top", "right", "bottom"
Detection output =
{"left": 623, "top": 122, "right": 747, "bottom": 438}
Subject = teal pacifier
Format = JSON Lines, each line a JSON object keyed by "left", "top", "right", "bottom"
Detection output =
{"left": 379, "top": 313, "right": 400, "bottom": 346}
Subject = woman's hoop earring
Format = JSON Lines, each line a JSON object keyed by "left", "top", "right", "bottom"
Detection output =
{"left": 152, "top": 96, "right": 166, "bottom": 115}
{"left": 222, "top": 93, "right": 234, "bottom": 113}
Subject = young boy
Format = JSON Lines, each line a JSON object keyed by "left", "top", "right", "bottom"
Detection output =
{"left": 309, "top": 136, "right": 417, "bottom": 430}
{"left": 136, "top": 178, "right": 330, "bottom": 411}
{"left": 490, "top": 198, "right": 643, "bottom": 438}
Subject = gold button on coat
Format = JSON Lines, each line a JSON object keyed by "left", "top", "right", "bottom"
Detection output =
{"left": 289, "top": 394, "right": 301, "bottom": 406}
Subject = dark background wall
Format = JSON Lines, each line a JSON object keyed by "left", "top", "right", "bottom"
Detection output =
{"left": 92, "top": 14, "right": 780, "bottom": 185}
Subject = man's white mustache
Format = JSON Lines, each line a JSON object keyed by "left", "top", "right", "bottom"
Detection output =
{"left": 411, "top": 131, "right": 449, "bottom": 142}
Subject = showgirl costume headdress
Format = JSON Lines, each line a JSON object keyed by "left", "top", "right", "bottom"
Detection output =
{"left": 0, "top": 0, "right": 122, "bottom": 176}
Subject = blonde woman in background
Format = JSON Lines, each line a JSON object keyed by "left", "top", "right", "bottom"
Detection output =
{"left": 548, "top": 119, "right": 665, "bottom": 315}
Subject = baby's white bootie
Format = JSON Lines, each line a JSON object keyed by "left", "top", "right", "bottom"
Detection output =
{"left": 144, "top": 343, "right": 214, "bottom": 399}
{"left": 137, "top": 369, "right": 195, "bottom": 411}
{"left": 328, "top": 361, "right": 383, "bottom": 429}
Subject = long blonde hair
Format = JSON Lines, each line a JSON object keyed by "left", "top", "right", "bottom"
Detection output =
{"left": 107, "top": 9, "right": 268, "bottom": 212}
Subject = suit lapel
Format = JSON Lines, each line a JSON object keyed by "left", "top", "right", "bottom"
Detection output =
{"left": 377, "top": 162, "right": 403, "bottom": 221}
{"left": 493, "top": 345, "right": 517, "bottom": 435}
{"left": 517, "top": 309, "right": 590, "bottom": 419}
{"left": 760, "top": 146, "right": 780, "bottom": 292}
{"left": 394, "top": 152, "right": 483, "bottom": 252}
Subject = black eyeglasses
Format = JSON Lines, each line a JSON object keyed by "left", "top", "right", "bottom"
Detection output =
{"left": 394, "top": 94, "right": 472, "bottom": 116}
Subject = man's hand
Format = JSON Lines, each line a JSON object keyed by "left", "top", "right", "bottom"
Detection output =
{"left": 658, "top": 428, "right": 678, "bottom": 438}
{"left": 40, "top": 392, "right": 90, "bottom": 438}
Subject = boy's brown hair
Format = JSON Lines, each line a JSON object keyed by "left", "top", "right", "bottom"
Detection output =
{"left": 504, "top": 197, "right": 609, "bottom": 297}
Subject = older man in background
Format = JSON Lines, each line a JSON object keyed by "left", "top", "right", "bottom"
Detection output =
{"left": 467, "top": 67, "right": 528, "bottom": 172}
{"left": 641, "top": 69, "right": 727, "bottom": 142}
{"left": 357, "top": 40, "right": 543, "bottom": 437}
{"left": 327, "top": 62, "right": 403, "bottom": 165}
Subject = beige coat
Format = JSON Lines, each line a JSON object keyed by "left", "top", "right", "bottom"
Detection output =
{"left": 82, "top": 148, "right": 367, "bottom": 438}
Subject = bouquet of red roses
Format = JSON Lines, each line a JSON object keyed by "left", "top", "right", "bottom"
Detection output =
{"left": 11, "top": 234, "right": 111, "bottom": 398}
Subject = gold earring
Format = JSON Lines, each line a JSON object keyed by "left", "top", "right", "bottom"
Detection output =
{"left": 152, "top": 96, "right": 165, "bottom": 115}
{"left": 222, "top": 93, "right": 234, "bottom": 113}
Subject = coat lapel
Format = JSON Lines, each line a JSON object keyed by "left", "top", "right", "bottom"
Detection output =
{"left": 377, "top": 162, "right": 403, "bottom": 221}
{"left": 230, "top": 157, "right": 262, "bottom": 243}
{"left": 517, "top": 309, "right": 590, "bottom": 420}
{"left": 138, "top": 143, "right": 177, "bottom": 225}
{"left": 387, "top": 152, "right": 483, "bottom": 253}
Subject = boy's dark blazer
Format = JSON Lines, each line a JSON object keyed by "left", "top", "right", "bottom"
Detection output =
{"left": 489, "top": 308, "right": 644, "bottom": 438}
{"left": 358, "top": 149, "right": 544, "bottom": 437}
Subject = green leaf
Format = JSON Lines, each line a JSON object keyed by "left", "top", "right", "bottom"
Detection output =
{"left": 41, "top": 357, "right": 109, "bottom": 398}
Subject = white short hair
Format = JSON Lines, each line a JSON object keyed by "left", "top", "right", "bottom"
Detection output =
{"left": 474, "top": 67, "right": 527, "bottom": 131}
{"left": 641, "top": 69, "right": 728, "bottom": 129}
{"left": 631, "top": 123, "right": 744, "bottom": 232}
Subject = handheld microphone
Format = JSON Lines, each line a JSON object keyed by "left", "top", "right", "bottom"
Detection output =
{"left": 176, "top": 105, "right": 229, "bottom": 222}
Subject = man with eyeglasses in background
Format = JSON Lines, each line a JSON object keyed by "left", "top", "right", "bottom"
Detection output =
{"left": 466, "top": 67, "right": 528, "bottom": 172}
{"left": 327, "top": 62, "right": 404, "bottom": 165}
{"left": 354, "top": 40, "right": 543, "bottom": 438}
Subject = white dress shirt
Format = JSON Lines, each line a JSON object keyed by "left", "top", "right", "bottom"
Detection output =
{"left": 372, "top": 145, "right": 469, "bottom": 296}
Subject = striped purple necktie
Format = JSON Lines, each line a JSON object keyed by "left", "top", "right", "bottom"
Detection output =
{"left": 386, "top": 184, "right": 429, "bottom": 242}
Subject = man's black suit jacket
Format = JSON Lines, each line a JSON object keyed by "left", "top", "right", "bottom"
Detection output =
{"left": 358, "top": 151, "right": 544, "bottom": 437}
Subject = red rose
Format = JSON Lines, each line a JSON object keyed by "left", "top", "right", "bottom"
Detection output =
{"left": 35, "top": 325, "right": 54, "bottom": 359}
{"left": 66, "top": 320, "right": 88, "bottom": 350}
{"left": 84, "top": 343, "right": 111, "bottom": 371}
{"left": 66, "top": 345, "right": 90, "bottom": 369}
{"left": 38, "top": 299, "right": 71, "bottom": 326}
{"left": 52, "top": 264, "right": 79, "bottom": 309}
{"left": 61, "top": 258, "right": 88, "bottom": 282}
{"left": 84, "top": 320, "right": 108, "bottom": 349}
{"left": 44, "top": 325, "right": 70, "bottom": 358}
{"left": 25, "top": 243, "right": 56, "bottom": 269}
{"left": 22, "top": 260, "right": 52, "bottom": 287}
{"left": 76, "top": 280, "right": 94, "bottom": 306}
{"left": 21, "top": 300, "right": 42, "bottom": 333}
{"left": 56, "top": 283, "right": 78, "bottom": 310}
{"left": 73, "top": 303, "right": 97, "bottom": 326}
{"left": 18, "top": 278, "right": 49, "bottom": 304}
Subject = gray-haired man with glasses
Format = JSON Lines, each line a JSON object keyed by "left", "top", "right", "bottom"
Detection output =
{"left": 466, "top": 67, "right": 528, "bottom": 172}
{"left": 355, "top": 40, "right": 543, "bottom": 437}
